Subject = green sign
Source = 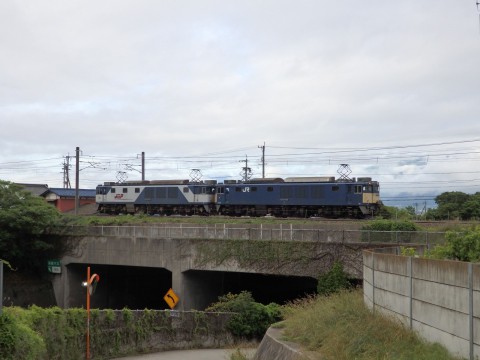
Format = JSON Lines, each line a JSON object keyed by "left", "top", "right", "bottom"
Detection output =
{"left": 47, "top": 260, "right": 61, "bottom": 274}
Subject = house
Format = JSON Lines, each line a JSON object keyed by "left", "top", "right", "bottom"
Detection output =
{"left": 43, "top": 188, "right": 97, "bottom": 213}
{"left": 17, "top": 183, "right": 97, "bottom": 213}
{"left": 17, "top": 183, "right": 49, "bottom": 197}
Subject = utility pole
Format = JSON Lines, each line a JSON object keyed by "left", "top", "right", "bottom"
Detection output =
{"left": 239, "top": 156, "right": 252, "bottom": 182}
{"left": 141, "top": 151, "right": 145, "bottom": 181}
{"left": 63, "top": 155, "right": 72, "bottom": 188}
{"left": 75, "top": 146, "right": 80, "bottom": 215}
{"left": 258, "top": 142, "right": 265, "bottom": 178}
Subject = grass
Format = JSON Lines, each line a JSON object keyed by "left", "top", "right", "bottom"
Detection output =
{"left": 63, "top": 213, "right": 366, "bottom": 226}
{"left": 280, "top": 290, "right": 461, "bottom": 360}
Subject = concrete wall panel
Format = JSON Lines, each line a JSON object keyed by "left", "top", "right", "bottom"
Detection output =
{"left": 413, "top": 258, "right": 469, "bottom": 288}
{"left": 374, "top": 253, "right": 408, "bottom": 276}
{"left": 412, "top": 299, "right": 469, "bottom": 340}
{"left": 413, "top": 320, "right": 470, "bottom": 360}
{"left": 363, "top": 280, "right": 374, "bottom": 305}
{"left": 374, "top": 287, "right": 409, "bottom": 318}
{"left": 473, "top": 291, "right": 480, "bottom": 318}
{"left": 363, "top": 251, "right": 374, "bottom": 268}
{"left": 374, "top": 271, "right": 409, "bottom": 296}
{"left": 473, "top": 317, "right": 480, "bottom": 345}
{"left": 413, "top": 278, "right": 469, "bottom": 314}
{"left": 375, "top": 304, "right": 409, "bottom": 327}
{"left": 473, "top": 265, "right": 480, "bottom": 291}
{"left": 363, "top": 265, "right": 373, "bottom": 284}
{"left": 364, "top": 248, "right": 478, "bottom": 359}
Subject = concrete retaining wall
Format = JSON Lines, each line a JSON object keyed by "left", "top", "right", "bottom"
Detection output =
{"left": 253, "top": 326, "right": 313, "bottom": 360}
{"left": 83, "top": 310, "right": 234, "bottom": 359}
{"left": 363, "top": 248, "right": 479, "bottom": 359}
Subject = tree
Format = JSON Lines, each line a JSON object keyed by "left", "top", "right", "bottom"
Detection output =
{"left": 426, "top": 227, "right": 480, "bottom": 262}
{"left": 434, "top": 191, "right": 470, "bottom": 220}
{"left": 0, "top": 181, "right": 64, "bottom": 273}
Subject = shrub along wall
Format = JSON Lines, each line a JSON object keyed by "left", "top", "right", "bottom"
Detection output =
{"left": 0, "top": 307, "right": 235, "bottom": 360}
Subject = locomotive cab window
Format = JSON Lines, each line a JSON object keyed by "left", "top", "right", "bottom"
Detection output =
{"left": 354, "top": 185, "right": 362, "bottom": 194}
{"left": 217, "top": 187, "right": 224, "bottom": 194}
{"left": 96, "top": 187, "right": 108, "bottom": 195}
{"left": 267, "top": 187, "right": 274, "bottom": 192}
{"left": 332, "top": 186, "right": 339, "bottom": 192}
{"left": 123, "top": 188, "right": 128, "bottom": 193}
{"left": 135, "top": 188, "right": 140, "bottom": 193}
{"left": 111, "top": 188, "right": 116, "bottom": 193}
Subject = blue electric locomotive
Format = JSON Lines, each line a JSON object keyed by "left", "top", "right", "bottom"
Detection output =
{"left": 96, "top": 176, "right": 380, "bottom": 218}
{"left": 215, "top": 176, "right": 380, "bottom": 218}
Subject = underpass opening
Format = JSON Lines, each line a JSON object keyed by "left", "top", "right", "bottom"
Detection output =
{"left": 68, "top": 264, "right": 172, "bottom": 310}
{"left": 183, "top": 270, "right": 317, "bottom": 310}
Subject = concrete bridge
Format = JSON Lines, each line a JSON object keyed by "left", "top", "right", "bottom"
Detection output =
{"left": 51, "top": 224, "right": 444, "bottom": 310}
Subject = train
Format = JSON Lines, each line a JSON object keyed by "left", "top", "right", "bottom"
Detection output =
{"left": 95, "top": 175, "right": 381, "bottom": 218}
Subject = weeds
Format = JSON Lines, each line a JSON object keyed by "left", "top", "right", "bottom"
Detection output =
{"left": 282, "top": 290, "right": 460, "bottom": 360}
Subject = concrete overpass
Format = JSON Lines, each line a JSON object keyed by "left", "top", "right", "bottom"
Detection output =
{"left": 51, "top": 224, "right": 443, "bottom": 310}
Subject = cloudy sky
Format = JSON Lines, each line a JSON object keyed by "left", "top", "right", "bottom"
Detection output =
{"left": 1, "top": 1, "right": 479, "bottom": 207}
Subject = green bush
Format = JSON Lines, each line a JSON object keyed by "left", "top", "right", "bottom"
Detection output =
{"left": 426, "top": 227, "right": 480, "bottom": 262}
{"left": 362, "top": 219, "right": 418, "bottom": 232}
{"left": 0, "top": 310, "right": 47, "bottom": 360}
{"left": 206, "top": 291, "right": 282, "bottom": 339}
{"left": 361, "top": 220, "right": 419, "bottom": 242}
{"left": 317, "top": 261, "right": 351, "bottom": 296}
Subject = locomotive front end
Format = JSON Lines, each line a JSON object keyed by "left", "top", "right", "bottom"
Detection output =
{"left": 358, "top": 178, "right": 381, "bottom": 215}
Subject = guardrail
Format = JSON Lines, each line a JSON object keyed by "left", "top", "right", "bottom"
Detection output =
{"left": 53, "top": 224, "right": 446, "bottom": 246}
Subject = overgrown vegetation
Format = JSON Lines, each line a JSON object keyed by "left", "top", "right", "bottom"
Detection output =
{"left": 281, "top": 290, "right": 460, "bottom": 360}
{"left": 361, "top": 219, "right": 419, "bottom": 232}
{"left": 0, "top": 306, "right": 236, "bottom": 359}
{"left": 206, "top": 291, "right": 282, "bottom": 339}
{"left": 317, "top": 261, "right": 351, "bottom": 296}
{"left": 425, "top": 226, "right": 480, "bottom": 262}
{"left": 66, "top": 213, "right": 327, "bottom": 226}
{"left": 0, "top": 181, "right": 70, "bottom": 273}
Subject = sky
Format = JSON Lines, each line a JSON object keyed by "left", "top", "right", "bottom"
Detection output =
{"left": 1, "top": 1, "right": 480, "bottom": 209}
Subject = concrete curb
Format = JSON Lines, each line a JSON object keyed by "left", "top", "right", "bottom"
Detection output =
{"left": 253, "top": 326, "right": 315, "bottom": 360}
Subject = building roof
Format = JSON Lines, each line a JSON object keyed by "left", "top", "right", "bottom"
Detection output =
{"left": 17, "top": 183, "right": 49, "bottom": 196}
{"left": 47, "top": 188, "right": 96, "bottom": 198}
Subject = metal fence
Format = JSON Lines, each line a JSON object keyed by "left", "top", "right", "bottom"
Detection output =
{"left": 55, "top": 224, "right": 446, "bottom": 246}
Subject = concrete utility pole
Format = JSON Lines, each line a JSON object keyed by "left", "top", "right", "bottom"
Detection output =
{"left": 258, "top": 142, "right": 265, "bottom": 178}
{"left": 75, "top": 146, "right": 80, "bottom": 215}
{"left": 141, "top": 151, "right": 145, "bottom": 181}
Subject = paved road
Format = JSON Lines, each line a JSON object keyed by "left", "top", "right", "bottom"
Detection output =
{"left": 112, "top": 348, "right": 257, "bottom": 360}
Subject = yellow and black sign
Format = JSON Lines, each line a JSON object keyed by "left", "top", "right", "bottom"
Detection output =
{"left": 163, "top": 288, "right": 179, "bottom": 309}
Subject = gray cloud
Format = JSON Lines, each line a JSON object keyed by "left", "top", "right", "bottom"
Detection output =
{"left": 1, "top": 1, "right": 479, "bottom": 205}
